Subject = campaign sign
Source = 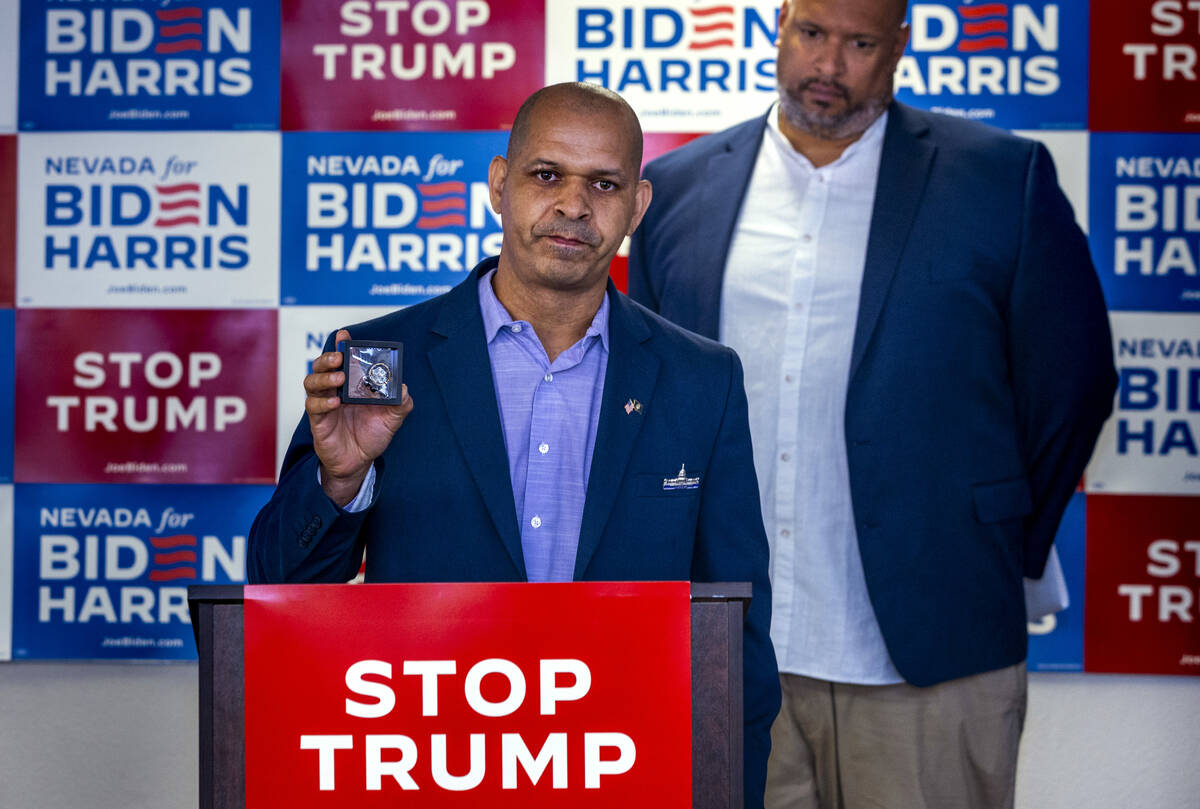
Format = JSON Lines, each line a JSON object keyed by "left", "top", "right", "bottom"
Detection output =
{"left": 1088, "top": 133, "right": 1200, "bottom": 313}
{"left": 1086, "top": 312, "right": 1200, "bottom": 496}
{"left": 1084, "top": 494, "right": 1200, "bottom": 675}
{"left": 14, "top": 309, "right": 278, "bottom": 484}
{"left": 0, "top": 310, "right": 13, "bottom": 484}
{"left": 642, "top": 131, "right": 705, "bottom": 168}
{"left": 244, "top": 582, "right": 692, "bottom": 807}
{"left": 1025, "top": 493, "right": 1084, "bottom": 672}
{"left": 546, "top": 0, "right": 780, "bottom": 134}
{"left": 17, "top": 0, "right": 279, "bottom": 131}
{"left": 0, "top": 486, "right": 13, "bottom": 660}
{"left": 10, "top": 483, "right": 270, "bottom": 660}
{"left": 893, "top": 0, "right": 1087, "bottom": 130}
{"left": 276, "top": 305, "right": 395, "bottom": 475}
{"left": 18, "top": 132, "right": 280, "bottom": 309}
{"left": 281, "top": 0, "right": 543, "bottom": 131}
{"left": 0, "top": 135, "right": 14, "bottom": 306}
{"left": 281, "top": 132, "right": 505, "bottom": 306}
{"left": 0, "top": 1, "right": 16, "bottom": 132}
{"left": 1090, "top": 1, "right": 1200, "bottom": 132}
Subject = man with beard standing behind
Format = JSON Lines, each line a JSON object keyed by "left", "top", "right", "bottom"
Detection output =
{"left": 628, "top": 1, "right": 1116, "bottom": 807}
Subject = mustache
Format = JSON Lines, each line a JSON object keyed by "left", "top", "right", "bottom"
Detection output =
{"left": 533, "top": 220, "right": 602, "bottom": 247}
{"left": 790, "top": 77, "right": 850, "bottom": 100}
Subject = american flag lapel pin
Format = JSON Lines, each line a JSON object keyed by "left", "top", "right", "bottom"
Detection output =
{"left": 624, "top": 398, "right": 643, "bottom": 415}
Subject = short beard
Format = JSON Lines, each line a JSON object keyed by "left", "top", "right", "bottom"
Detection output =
{"left": 777, "top": 79, "right": 890, "bottom": 141}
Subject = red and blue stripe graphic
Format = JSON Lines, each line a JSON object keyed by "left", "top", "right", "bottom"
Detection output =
{"left": 957, "top": 4, "right": 1009, "bottom": 52}
{"left": 149, "top": 534, "right": 198, "bottom": 582}
{"left": 416, "top": 181, "right": 467, "bottom": 229}
{"left": 154, "top": 183, "right": 201, "bottom": 228}
{"left": 687, "top": 5, "right": 735, "bottom": 50}
{"left": 155, "top": 7, "right": 204, "bottom": 55}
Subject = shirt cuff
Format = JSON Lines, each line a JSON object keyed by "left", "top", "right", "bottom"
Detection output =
{"left": 316, "top": 463, "right": 377, "bottom": 513}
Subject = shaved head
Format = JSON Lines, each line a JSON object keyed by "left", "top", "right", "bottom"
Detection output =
{"left": 884, "top": 0, "right": 909, "bottom": 26}
{"left": 783, "top": 0, "right": 909, "bottom": 28}
{"left": 507, "top": 82, "right": 644, "bottom": 171}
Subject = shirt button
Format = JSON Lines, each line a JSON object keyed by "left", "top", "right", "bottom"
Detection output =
{"left": 530, "top": 516, "right": 542, "bottom": 529}
{"left": 780, "top": 529, "right": 791, "bottom": 538}
{"left": 538, "top": 442, "right": 549, "bottom": 455}
{"left": 780, "top": 453, "right": 791, "bottom": 462}
{"left": 793, "top": 302, "right": 803, "bottom": 311}
{"left": 510, "top": 324, "right": 522, "bottom": 333}
{"left": 544, "top": 372, "right": 553, "bottom": 383}
{"left": 785, "top": 375, "right": 794, "bottom": 384}
{"left": 802, "top": 234, "right": 812, "bottom": 243}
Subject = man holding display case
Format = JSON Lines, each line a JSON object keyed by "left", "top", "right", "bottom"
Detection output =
{"left": 249, "top": 81, "right": 781, "bottom": 808}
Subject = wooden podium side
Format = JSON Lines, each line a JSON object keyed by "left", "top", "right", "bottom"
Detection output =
{"left": 189, "top": 583, "right": 748, "bottom": 809}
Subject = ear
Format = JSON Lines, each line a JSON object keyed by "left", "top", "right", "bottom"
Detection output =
{"left": 487, "top": 155, "right": 507, "bottom": 214}
{"left": 626, "top": 178, "right": 653, "bottom": 236}
{"left": 891, "top": 21, "right": 910, "bottom": 66}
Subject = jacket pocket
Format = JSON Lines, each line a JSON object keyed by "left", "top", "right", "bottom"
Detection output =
{"left": 972, "top": 477, "right": 1033, "bottom": 523}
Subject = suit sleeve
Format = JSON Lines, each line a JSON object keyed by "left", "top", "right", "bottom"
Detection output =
{"left": 1009, "top": 142, "right": 1117, "bottom": 577}
{"left": 246, "top": 418, "right": 375, "bottom": 584}
{"left": 247, "top": 329, "right": 376, "bottom": 584}
{"left": 692, "top": 347, "right": 781, "bottom": 809}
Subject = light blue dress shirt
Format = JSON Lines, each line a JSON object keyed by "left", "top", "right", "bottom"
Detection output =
{"left": 477, "top": 269, "right": 610, "bottom": 582}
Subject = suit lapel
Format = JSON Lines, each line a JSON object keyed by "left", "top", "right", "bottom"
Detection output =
{"left": 849, "top": 103, "right": 936, "bottom": 384}
{"left": 688, "top": 114, "right": 768, "bottom": 340}
{"left": 428, "top": 267, "right": 526, "bottom": 579}
{"left": 573, "top": 290, "right": 659, "bottom": 580}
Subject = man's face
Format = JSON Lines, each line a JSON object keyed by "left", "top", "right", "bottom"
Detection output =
{"left": 776, "top": 0, "right": 909, "bottom": 140}
{"left": 489, "top": 103, "right": 651, "bottom": 297}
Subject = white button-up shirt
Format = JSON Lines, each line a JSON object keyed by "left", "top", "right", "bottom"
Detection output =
{"left": 720, "top": 108, "right": 902, "bottom": 684}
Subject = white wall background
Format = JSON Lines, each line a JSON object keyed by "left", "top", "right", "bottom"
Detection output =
{"left": 0, "top": 664, "right": 1195, "bottom": 809}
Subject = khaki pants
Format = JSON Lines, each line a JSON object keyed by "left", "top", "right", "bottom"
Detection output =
{"left": 765, "top": 663, "right": 1027, "bottom": 809}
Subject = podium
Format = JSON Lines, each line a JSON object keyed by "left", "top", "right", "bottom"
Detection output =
{"left": 190, "top": 582, "right": 748, "bottom": 808}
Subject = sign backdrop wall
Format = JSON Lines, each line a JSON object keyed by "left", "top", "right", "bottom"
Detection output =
{"left": 0, "top": 0, "right": 1196, "bottom": 673}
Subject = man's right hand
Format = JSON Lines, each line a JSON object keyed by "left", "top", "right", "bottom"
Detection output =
{"left": 304, "top": 329, "right": 414, "bottom": 507}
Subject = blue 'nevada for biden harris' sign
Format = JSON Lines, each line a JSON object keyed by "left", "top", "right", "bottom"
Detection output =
{"left": 280, "top": 131, "right": 507, "bottom": 307}
{"left": 1088, "top": 133, "right": 1200, "bottom": 313}
{"left": 18, "top": 0, "right": 279, "bottom": 130}
{"left": 11, "top": 483, "right": 272, "bottom": 660}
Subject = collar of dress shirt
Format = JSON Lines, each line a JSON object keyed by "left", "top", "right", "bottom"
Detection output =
{"left": 477, "top": 266, "right": 611, "bottom": 354}
{"left": 765, "top": 101, "right": 889, "bottom": 172}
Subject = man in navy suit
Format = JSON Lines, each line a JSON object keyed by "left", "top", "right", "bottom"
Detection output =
{"left": 628, "top": 1, "right": 1116, "bottom": 807}
{"left": 249, "top": 82, "right": 780, "bottom": 807}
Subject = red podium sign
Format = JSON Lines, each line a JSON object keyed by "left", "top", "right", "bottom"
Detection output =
{"left": 243, "top": 582, "right": 693, "bottom": 807}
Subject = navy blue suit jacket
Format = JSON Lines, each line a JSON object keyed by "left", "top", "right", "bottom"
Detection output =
{"left": 628, "top": 103, "right": 1117, "bottom": 687}
{"left": 249, "top": 258, "right": 780, "bottom": 806}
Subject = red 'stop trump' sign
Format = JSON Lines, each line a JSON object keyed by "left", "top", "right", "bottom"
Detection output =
{"left": 280, "top": 0, "right": 544, "bottom": 131}
{"left": 243, "top": 582, "right": 693, "bottom": 807}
